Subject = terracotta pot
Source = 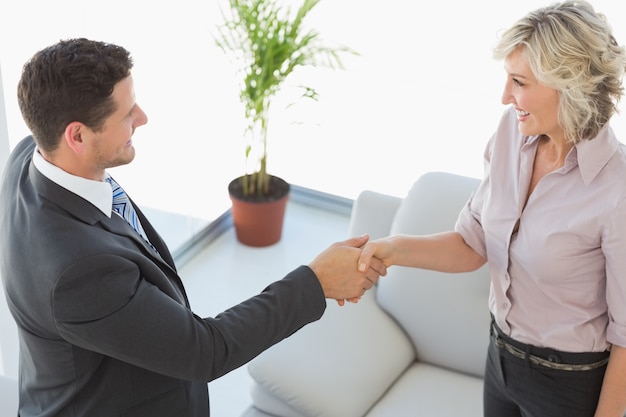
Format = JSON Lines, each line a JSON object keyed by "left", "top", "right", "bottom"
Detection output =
{"left": 228, "top": 175, "right": 290, "bottom": 247}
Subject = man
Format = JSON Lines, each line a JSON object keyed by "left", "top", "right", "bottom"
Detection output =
{"left": 0, "top": 38, "right": 384, "bottom": 416}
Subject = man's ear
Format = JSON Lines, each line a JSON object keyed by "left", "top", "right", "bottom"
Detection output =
{"left": 63, "top": 122, "right": 87, "bottom": 154}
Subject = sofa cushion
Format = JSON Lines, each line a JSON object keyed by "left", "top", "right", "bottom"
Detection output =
{"left": 376, "top": 172, "right": 491, "bottom": 377}
{"left": 247, "top": 290, "right": 415, "bottom": 417}
{"left": 249, "top": 383, "right": 307, "bottom": 417}
{"left": 365, "top": 362, "right": 483, "bottom": 417}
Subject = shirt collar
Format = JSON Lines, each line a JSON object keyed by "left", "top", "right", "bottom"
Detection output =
{"left": 521, "top": 123, "right": 619, "bottom": 185}
{"left": 574, "top": 123, "right": 619, "bottom": 185}
{"left": 32, "top": 149, "right": 114, "bottom": 217}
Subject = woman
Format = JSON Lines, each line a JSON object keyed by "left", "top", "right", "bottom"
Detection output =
{"left": 358, "top": 2, "right": 626, "bottom": 416}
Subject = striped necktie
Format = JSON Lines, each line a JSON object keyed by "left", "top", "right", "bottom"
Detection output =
{"left": 106, "top": 176, "right": 152, "bottom": 246}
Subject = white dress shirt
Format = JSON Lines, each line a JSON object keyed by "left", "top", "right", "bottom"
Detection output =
{"left": 32, "top": 149, "right": 114, "bottom": 217}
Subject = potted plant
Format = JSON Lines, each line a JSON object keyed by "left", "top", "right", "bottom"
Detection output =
{"left": 215, "top": 0, "right": 355, "bottom": 246}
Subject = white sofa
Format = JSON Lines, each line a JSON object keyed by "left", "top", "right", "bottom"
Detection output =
{"left": 242, "top": 171, "right": 491, "bottom": 417}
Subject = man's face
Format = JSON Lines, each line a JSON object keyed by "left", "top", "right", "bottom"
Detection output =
{"left": 89, "top": 75, "right": 148, "bottom": 171}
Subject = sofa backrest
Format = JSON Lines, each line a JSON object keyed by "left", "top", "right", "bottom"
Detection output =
{"left": 376, "top": 172, "right": 491, "bottom": 377}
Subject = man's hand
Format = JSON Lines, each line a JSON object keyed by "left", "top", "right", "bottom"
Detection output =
{"left": 308, "top": 235, "right": 387, "bottom": 306}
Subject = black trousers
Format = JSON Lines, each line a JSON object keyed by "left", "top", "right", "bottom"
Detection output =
{"left": 484, "top": 326, "right": 608, "bottom": 417}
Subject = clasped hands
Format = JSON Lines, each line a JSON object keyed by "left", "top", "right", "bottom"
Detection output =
{"left": 308, "top": 234, "right": 389, "bottom": 306}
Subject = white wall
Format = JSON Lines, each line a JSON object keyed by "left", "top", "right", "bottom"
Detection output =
{"left": 0, "top": 64, "right": 18, "bottom": 378}
{"left": 0, "top": 65, "right": 8, "bottom": 172}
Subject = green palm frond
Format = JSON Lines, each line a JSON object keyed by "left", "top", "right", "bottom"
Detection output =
{"left": 215, "top": 0, "right": 357, "bottom": 197}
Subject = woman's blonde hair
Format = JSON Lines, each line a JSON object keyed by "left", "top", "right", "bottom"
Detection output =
{"left": 493, "top": 1, "right": 626, "bottom": 142}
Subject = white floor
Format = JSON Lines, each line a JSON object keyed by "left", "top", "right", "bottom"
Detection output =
{"left": 178, "top": 200, "right": 351, "bottom": 417}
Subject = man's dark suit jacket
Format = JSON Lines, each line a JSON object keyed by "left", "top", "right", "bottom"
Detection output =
{"left": 0, "top": 136, "right": 326, "bottom": 417}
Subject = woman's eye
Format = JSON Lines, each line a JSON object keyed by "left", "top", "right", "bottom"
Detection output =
{"left": 513, "top": 78, "right": 524, "bottom": 87}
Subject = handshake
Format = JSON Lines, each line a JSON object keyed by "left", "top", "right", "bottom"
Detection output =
{"left": 308, "top": 234, "right": 389, "bottom": 306}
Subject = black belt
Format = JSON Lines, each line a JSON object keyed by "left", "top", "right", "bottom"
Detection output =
{"left": 491, "top": 320, "right": 610, "bottom": 371}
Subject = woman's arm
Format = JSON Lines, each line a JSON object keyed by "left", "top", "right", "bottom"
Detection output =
{"left": 358, "top": 231, "right": 486, "bottom": 273}
{"left": 595, "top": 344, "right": 626, "bottom": 417}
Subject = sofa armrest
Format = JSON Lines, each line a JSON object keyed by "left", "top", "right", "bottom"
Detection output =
{"left": 348, "top": 190, "right": 401, "bottom": 239}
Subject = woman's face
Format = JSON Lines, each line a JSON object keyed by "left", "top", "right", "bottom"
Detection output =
{"left": 501, "top": 47, "right": 564, "bottom": 142}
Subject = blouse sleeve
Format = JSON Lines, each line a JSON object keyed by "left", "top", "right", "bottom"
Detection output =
{"left": 454, "top": 135, "right": 494, "bottom": 260}
{"left": 603, "top": 195, "right": 626, "bottom": 348}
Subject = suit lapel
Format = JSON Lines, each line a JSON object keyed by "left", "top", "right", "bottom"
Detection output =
{"left": 130, "top": 199, "right": 176, "bottom": 268}
{"left": 20, "top": 139, "right": 189, "bottom": 307}
{"left": 29, "top": 159, "right": 179, "bottom": 275}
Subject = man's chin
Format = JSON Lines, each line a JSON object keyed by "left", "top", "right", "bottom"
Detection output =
{"left": 109, "top": 153, "right": 136, "bottom": 169}
{"left": 123, "top": 147, "right": 136, "bottom": 164}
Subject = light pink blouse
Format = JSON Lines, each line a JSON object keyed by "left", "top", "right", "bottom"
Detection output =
{"left": 456, "top": 107, "right": 626, "bottom": 352}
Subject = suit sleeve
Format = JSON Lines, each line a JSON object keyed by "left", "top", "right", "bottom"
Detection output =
{"left": 52, "top": 253, "right": 326, "bottom": 382}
